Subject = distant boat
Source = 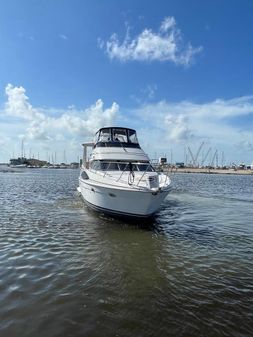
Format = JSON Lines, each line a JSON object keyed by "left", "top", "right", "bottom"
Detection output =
{"left": 10, "top": 164, "right": 27, "bottom": 168}
{"left": 77, "top": 127, "right": 172, "bottom": 218}
{"left": 9, "top": 157, "right": 27, "bottom": 168}
{"left": 10, "top": 156, "right": 49, "bottom": 168}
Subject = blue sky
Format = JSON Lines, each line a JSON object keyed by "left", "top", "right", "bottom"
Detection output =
{"left": 1, "top": 0, "right": 253, "bottom": 164}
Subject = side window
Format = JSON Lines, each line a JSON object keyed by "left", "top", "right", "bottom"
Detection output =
{"left": 98, "top": 129, "right": 111, "bottom": 142}
{"left": 124, "top": 163, "right": 137, "bottom": 171}
{"left": 107, "top": 163, "right": 119, "bottom": 170}
{"left": 128, "top": 130, "right": 138, "bottom": 144}
{"left": 138, "top": 164, "right": 146, "bottom": 171}
{"left": 137, "top": 164, "right": 154, "bottom": 172}
{"left": 132, "top": 164, "right": 138, "bottom": 171}
{"left": 81, "top": 171, "right": 89, "bottom": 179}
{"left": 90, "top": 161, "right": 100, "bottom": 170}
{"left": 100, "top": 162, "right": 109, "bottom": 171}
{"left": 118, "top": 163, "right": 126, "bottom": 171}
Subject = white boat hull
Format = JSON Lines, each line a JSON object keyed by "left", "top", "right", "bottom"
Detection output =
{"left": 78, "top": 127, "right": 172, "bottom": 218}
{"left": 78, "top": 178, "right": 170, "bottom": 217}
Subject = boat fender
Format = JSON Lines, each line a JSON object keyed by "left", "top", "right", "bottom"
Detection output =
{"left": 151, "top": 187, "right": 159, "bottom": 195}
{"left": 128, "top": 162, "right": 135, "bottom": 185}
{"left": 128, "top": 171, "right": 135, "bottom": 185}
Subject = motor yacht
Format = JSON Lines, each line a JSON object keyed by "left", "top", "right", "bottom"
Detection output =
{"left": 77, "top": 127, "right": 171, "bottom": 218}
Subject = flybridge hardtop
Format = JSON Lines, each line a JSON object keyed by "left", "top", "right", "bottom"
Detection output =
{"left": 83, "top": 127, "right": 150, "bottom": 163}
{"left": 78, "top": 126, "right": 172, "bottom": 218}
{"left": 93, "top": 127, "right": 141, "bottom": 148}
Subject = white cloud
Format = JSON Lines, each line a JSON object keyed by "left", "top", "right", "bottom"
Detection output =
{"left": 129, "top": 96, "right": 253, "bottom": 163}
{"left": 0, "top": 134, "right": 12, "bottom": 158}
{"left": 131, "top": 84, "right": 158, "bottom": 103}
{"left": 180, "top": 96, "right": 253, "bottom": 119}
{"left": 5, "top": 84, "right": 44, "bottom": 121}
{"left": 101, "top": 16, "right": 202, "bottom": 65}
{"left": 164, "top": 114, "right": 194, "bottom": 142}
{"left": 145, "top": 84, "right": 157, "bottom": 99}
{"left": 0, "top": 134, "right": 10, "bottom": 147}
{"left": 2, "top": 84, "right": 253, "bottom": 164}
{"left": 4, "top": 84, "right": 119, "bottom": 141}
{"left": 237, "top": 140, "right": 253, "bottom": 152}
{"left": 160, "top": 17, "right": 176, "bottom": 32}
{"left": 59, "top": 34, "right": 68, "bottom": 40}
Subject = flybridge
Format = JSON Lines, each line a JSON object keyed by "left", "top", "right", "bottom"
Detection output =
{"left": 93, "top": 127, "right": 140, "bottom": 148}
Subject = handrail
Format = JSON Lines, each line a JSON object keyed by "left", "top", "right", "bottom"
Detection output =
{"left": 116, "top": 164, "right": 128, "bottom": 181}
{"left": 87, "top": 164, "right": 171, "bottom": 189}
{"left": 136, "top": 163, "right": 152, "bottom": 186}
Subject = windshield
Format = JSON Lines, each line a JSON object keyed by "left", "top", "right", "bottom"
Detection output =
{"left": 98, "top": 128, "right": 111, "bottom": 142}
{"left": 90, "top": 161, "right": 154, "bottom": 172}
{"left": 94, "top": 128, "right": 140, "bottom": 147}
{"left": 112, "top": 128, "right": 128, "bottom": 143}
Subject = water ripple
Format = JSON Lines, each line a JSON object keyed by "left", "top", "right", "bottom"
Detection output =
{"left": 0, "top": 170, "right": 253, "bottom": 336}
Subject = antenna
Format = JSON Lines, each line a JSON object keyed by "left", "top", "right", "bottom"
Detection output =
{"left": 21, "top": 138, "right": 24, "bottom": 158}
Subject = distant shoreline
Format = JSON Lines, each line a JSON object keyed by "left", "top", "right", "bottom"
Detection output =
{"left": 166, "top": 167, "right": 253, "bottom": 175}
{"left": 1, "top": 163, "right": 253, "bottom": 175}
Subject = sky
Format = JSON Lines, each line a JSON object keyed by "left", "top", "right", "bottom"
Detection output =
{"left": 1, "top": 0, "right": 253, "bottom": 165}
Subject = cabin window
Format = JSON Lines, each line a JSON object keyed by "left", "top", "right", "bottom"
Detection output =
{"left": 124, "top": 163, "right": 137, "bottom": 171}
{"left": 81, "top": 171, "right": 89, "bottom": 179}
{"left": 90, "top": 161, "right": 100, "bottom": 170}
{"left": 112, "top": 128, "right": 128, "bottom": 143}
{"left": 128, "top": 129, "right": 138, "bottom": 144}
{"left": 90, "top": 160, "right": 154, "bottom": 172}
{"left": 100, "top": 162, "right": 109, "bottom": 170}
{"left": 138, "top": 164, "right": 154, "bottom": 172}
{"left": 107, "top": 162, "right": 119, "bottom": 170}
{"left": 118, "top": 163, "right": 127, "bottom": 170}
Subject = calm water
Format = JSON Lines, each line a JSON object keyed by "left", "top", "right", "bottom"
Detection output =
{"left": 0, "top": 168, "right": 253, "bottom": 337}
